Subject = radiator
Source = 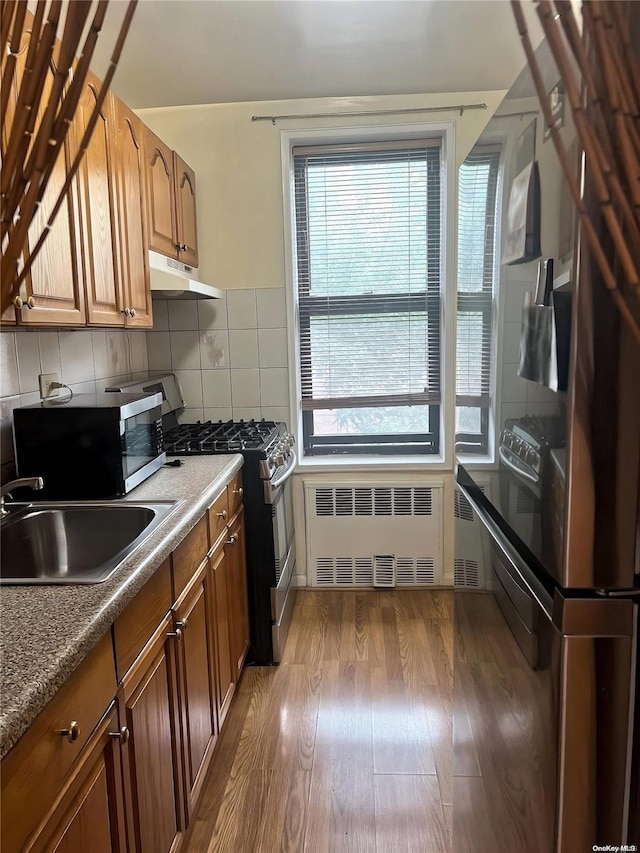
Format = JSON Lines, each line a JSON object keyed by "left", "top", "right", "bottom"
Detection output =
{"left": 454, "top": 480, "right": 492, "bottom": 590}
{"left": 304, "top": 481, "right": 443, "bottom": 588}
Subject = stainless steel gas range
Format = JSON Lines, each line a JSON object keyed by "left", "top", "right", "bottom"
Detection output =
{"left": 108, "top": 374, "right": 297, "bottom": 665}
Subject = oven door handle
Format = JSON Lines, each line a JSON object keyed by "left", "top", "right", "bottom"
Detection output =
{"left": 499, "top": 445, "right": 539, "bottom": 484}
{"left": 270, "top": 449, "right": 297, "bottom": 490}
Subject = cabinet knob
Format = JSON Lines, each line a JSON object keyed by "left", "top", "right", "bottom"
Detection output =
{"left": 233, "top": 486, "right": 243, "bottom": 497}
{"left": 26, "top": 296, "right": 35, "bottom": 309}
{"left": 129, "top": 308, "right": 136, "bottom": 318}
{"left": 58, "top": 721, "right": 80, "bottom": 743}
{"left": 175, "top": 619, "right": 188, "bottom": 632}
{"left": 121, "top": 307, "right": 130, "bottom": 317}
{"left": 13, "top": 295, "right": 23, "bottom": 309}
{"left": 109, "top": 726, "right": 130, "bottom": 744}
{"left": 180, "top": 243, "right": 187, "bottom": 252}
{"left": 167, "top": 627, "right": 183, "bottom": 640}
{"left": 217, "top": 509, "right": 227, "bottom": 520}
{"left": 226, "top": 534, "right": 238, "bottom": 547}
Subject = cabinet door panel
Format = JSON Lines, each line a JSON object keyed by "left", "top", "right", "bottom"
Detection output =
{"left": 227, "top": 509, "right": 250, "bottom": 679}
{"left": 8, "top": 27, "right": 85, "bottom": 325}
{"left": 173, "top": 153, "right": 198, "bottom": 268}
{"left": 73, "top": 75, "right": 121, "bottom": 325}
{"left": 210, "top": 547, "right": 235, "bottom": 727}
{"left": 50, "top": 762, "right": 112, "bottom": 853}
{"left": 120, "top": 617, "right": 183, "bottom": 853}
{"left": 144, "top": 130, "right": 176, "bottom": 259}
{"left": 113, "top": 99, "right": 152, "bottom": 327}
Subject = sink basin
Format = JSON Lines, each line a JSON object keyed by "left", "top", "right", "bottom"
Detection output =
{"left": 0, "top": 501, "right": 180, "bottom": 585}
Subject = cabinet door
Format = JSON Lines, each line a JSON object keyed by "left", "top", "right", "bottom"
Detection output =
{"left": 113, "top": 99, "right": 152, "bottom": 328}
{"left": 226, "top": 508, "right": 250, "bottom": 680}
{"left": 173, "top": 153, "right": 198, "bottom": 268}
{"left": 144, "top": 129, "right": 177, "bottom": 259}
{"left": 29, "top": 704, "right": 127, "bottom": 853}
{"left": 209, "top": 545, "right": 235, "bottom": 728}
{"left": 173, "top": 559, "right": 218, "bottom": 816}
{"left": 119, "top": 615, "right": 184, "bottom": 853}
{"left": 72, "top": 73, "right": 122, "bottom": 326}
{"left": 7, "top": 27, "right": 85, "bottom": 326}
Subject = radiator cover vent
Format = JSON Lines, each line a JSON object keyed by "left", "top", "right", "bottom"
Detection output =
{"left": 454, "top": 558, "right": 480, "bottom": 588}
{"left": 306, "top": 481, "right": 443, "bottom": 588}
{"left": 315, "top": 486, "right": 432, "bottom": 518}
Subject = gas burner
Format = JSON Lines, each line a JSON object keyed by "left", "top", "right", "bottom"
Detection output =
{"left": 163, "top": 418, "right": 282, "bottom": 456}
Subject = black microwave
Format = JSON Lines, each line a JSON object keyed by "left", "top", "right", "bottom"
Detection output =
{"left": 13, "top": 392, "right": 165, "bottom": 499}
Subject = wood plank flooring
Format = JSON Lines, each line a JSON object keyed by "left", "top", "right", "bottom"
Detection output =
{"left": 183, "top": 589, "right": 453, "bottom": 853}
{"left": 184, "top": 588, "right": 549, "bottom": 853}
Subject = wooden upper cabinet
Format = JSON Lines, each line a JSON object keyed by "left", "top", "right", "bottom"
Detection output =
{"left": 173, "top": 153, "right": 198, "bottom": 268}
{"left": 144, "top": 129, "right": 177, "bottom": 259}
{"left": 5, "top": 27, "right": 86, "bottom": 326}
{"left": 72, "top": 72, "right": 122, "bottom": 326}
{"left": 113, "top": 99, "right": 153, "bottom": 327}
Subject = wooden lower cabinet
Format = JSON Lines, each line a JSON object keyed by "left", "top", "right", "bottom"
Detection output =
{"left": 27, "top": 704, "right": 127, "bottom": 853}
{"left": 1, "top": 481, "right": 251, "bottom": 853}
{"left": 173, "top": 558, "right": 219, "bottom": 816}
{"left": 209, "top": 542, "right": 235, "bottom": 728}
{"left": 226, "top": 507, "right": 250, "bottom": 680}
{"left": 118, "top": 614, "right": 185, "bottom": 853}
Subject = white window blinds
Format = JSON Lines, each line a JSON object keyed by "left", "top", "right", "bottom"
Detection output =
{"left": 456, "top": 145, "right": 500, "bottom": 452}
{"left": 293, "top": 139, "right": 442, "bottom": 454}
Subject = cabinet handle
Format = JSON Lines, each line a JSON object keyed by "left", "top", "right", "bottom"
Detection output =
{"left": 167, "top": 627, "right": 183, "bottom": 640}
{"left": 217, "top": 509, "right": 227, "bottom": 520}
{"left": 13, "top": 296, "right": 23, "bottom": 309}
{"left": 121, "top": 307, "right": 130, "bottom": 317}
{"left": 226, "top": 534, "right": 238, "bottom": 547}
{"left": 180, "top": 243, "right": 187, "bottom": 252}
{"left": 58, "top": 721, "right": 80, "bottom": 743}
{"left": 129, "top": 308, "right": 136, "bottom": 318}
{"left": 109, "top": 726, "right": 130, "bottom": 744}
{"left": 233, "top": 487, "right": 243, "bottom": 497}
{"left": 175, "top": 619, "right": 188, "bottom": 632}
{"left": 26, "top": 296, "right": 35, "bottom": 309}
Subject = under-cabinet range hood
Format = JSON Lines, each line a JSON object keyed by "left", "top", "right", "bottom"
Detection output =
{"left": 149, "top": 250, "right": 223, "bottom": 300}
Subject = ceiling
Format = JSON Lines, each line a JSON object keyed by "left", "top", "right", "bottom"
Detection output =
{"left": 89, "top": 0, "right": 543, "bottom": 109}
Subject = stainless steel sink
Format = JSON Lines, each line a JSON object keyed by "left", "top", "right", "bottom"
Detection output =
{"left": 0, "top": 501, "right": 180, "bottom": 585}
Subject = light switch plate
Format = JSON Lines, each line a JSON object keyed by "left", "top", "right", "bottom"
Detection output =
{"left": 39, "top": 373, "right": 59, "bottom": 399}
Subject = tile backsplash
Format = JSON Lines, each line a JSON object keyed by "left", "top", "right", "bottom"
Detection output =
{"left": 0, "top": 328, "right": 149, "bottom": 477}
{"left": 146, "top": 288, "right": 291, "bottom": 425}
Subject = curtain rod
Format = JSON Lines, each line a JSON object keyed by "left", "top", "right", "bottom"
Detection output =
{"left": 491, "top": 109, "right": 539, "bottom": 119}
{"left": 251, "top": 102, "right": 487, "bottom": 125}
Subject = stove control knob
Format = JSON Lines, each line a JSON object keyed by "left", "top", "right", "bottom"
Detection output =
{"left": 275, "top": 453, "right": 286, "bottom": 466}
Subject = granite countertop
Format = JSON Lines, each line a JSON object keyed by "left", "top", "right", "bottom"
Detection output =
{"left": 0, "top": 454, "right": 243, "bottom": 759}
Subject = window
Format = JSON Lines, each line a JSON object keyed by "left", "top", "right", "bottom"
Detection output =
{"left": 456, "top": 145, "right": 501, "bottom": 455}
{"left": 293, "top": 140, "right": 442, "bottom": 456}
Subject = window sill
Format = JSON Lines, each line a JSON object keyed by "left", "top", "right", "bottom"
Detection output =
{"left": 456, "top": 453, "right": 497, "bottom": 469}
{"left": 295, "top": 454, "right": 451, "bottom": 474}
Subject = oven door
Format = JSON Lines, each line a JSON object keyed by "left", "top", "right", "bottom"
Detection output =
{"left": 265, "top": 452, "right": 297, "bottom": 662}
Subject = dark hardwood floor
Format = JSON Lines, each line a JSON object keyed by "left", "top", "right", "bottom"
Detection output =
{"left": 183, "top": 589, "right": 453, "bottom": 852}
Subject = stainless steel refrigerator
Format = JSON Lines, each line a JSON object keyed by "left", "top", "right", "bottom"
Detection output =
{"left": 454, "top": 57, "right": 639, "bottom": 853}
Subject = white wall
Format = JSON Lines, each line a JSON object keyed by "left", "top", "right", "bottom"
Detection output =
{"left": 138, "top": 91, "right": 507, "bottom": 586}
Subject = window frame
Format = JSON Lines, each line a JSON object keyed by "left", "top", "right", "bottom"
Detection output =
{"left": 455, "top": 143, "right": 503, "bottom": 459}
{"left": 280, "top": 122, "right": 456, "bottom": 469}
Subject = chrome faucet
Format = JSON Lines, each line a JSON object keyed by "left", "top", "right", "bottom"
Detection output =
{"left": 0, "top": 477, "right": 44, "bottom": 517}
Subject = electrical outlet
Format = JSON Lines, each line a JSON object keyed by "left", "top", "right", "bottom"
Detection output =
{"left": 39, "top": 373, "right": 59, "bottom": 399}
